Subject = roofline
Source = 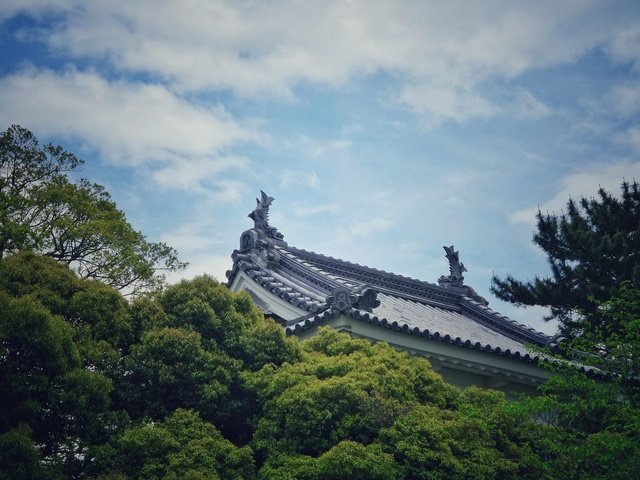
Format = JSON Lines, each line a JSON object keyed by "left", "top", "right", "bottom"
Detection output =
{"left": 285, "top": 307, "right": 544, "bottom": 365}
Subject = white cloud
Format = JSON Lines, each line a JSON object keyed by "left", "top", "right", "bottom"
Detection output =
{"left": 605, "top": 82, "right": 640, "bottom": 118}
{"left": 399, "top": 82, "right": 496, "bottom": 123}
{"left": 622, "top": 126, "right": 640, "bottom": 150}
{"left": 348, "top": 216, "right": 394, "bottom": 238}
{"left": 152, "top": 156, "right": 250, "bottom": 192}
{"left": 608, "top": 22, "right": 640, "bottom": 65}
{"left": 279, "top": 169, "right": 321, "bottom": 189}
{"left": 510, "top": 161, "right": 640, "bottom": 225}
{"left": 5, "top": 0, "right": 638, "bottom": 123}
{"left": 311, "top": 140, "right": 352, "bottom": 158}
{"left": 512, "top": 90, "right": 552, "bottom": 119}
{"left": 292, "top": 203, "right": 340, "bottom": 217}
{"left": 206, "top": 179, "right": 248, "bottom": 204}
{"left": 0, "top": 67, "right": 256, "bottom": 189}
{"left": 162, "top": 222, "right": 223, "bottom": 253}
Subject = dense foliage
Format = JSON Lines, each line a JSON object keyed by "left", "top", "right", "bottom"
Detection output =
{"left": 0, "top": 253, "right": 300, "bottom": 479}
{"left": 1, "top": 253, "right": 557, "bottom": 479}
{"left": 3, "top": 250, "right": 639, "bottom": 479}
{"left": 492, "top": 181, "right": 640, "bottom": 478}
{"left": 0, "top": 125, "right": 185, "bottom": 294}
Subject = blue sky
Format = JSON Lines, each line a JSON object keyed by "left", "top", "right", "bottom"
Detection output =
{"left": 2, "top": 1, "right": 640, "bottom": 334}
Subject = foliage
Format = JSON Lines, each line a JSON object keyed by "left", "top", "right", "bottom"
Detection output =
{"left": 491, "top": 180, "right": 640, "bottom": 335}
{"left": 259, "top": 441, "right": 400, "bottom": 480}
{"left": 0, "top": 254, "right": 118, "bottom": 478}
{"left": 5, "top": 165, "right": 640, "bottom": 480}
{"left": 5, "top": 245, "right": 638, "bottom": 478}
{"left": 248, "top": 329, "right": 546, "bottom": 479}
{"left": 5, "top": 253, "right": 595, "bottom": 479}
{"left": 91, "top": 409, "right": 256, "bottom": 480}
{"left": 249, "top": 329, "right": 455, "bottom": 459}
{"left": 492, "top": 180, "right": 640, "bottom": 479}
{"left": 379, "top": 404, "right": 519, "bottom": 480}
{"left": 0, "top": 125, "right": 185, "bottom": 294}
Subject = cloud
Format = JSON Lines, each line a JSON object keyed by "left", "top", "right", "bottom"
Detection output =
{"left": 622, "top": 126, "right": 640, "bottom": 150}
{"left": 510, "top": 161, "right": 640, "bottom": 224}
{"left": 608, "top": 22, "right": 640, "bottom": 65}
{"left": 162, "top": 222, "right": 223, "bottom": 253}
{"left": 512, "top": 90, "right": 552, "bottom": 119}
{"left": 605, "top": 82, "right": 640, "bottom": 118}
{"left": 400, "top": 82, "right": 495, "bottom": 123}
{"left": 292, "top": 203, "right": 340, "bottom": 217}
{"left": 311, "top": 140, "right": 352, "bottom": 158}
{"left": 279, "top": 169, "right": 321, "bottom": 189}
{"left": 4, "top": 1, "right": 639, "bottom": 123}
{"left": 152, "top": 156, "right": 250, "bottom": 192}
{"left": 0, "top": 67, "right": 256, "bottom": 189}
{"left": 348, "top": 217, "right": 394, "bottom": 238}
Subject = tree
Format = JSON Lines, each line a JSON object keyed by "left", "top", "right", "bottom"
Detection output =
{"left": 90, "top": 409, "right": 256, "bottom": 480}
{"left": 519, "top": 284, "right": 640, "bottom": 480}
{"left": 248, "top": 329, "right": 544, "bottom": 480}
{"left": 0, "top": 125, "right": 185, "bottom": 294}
{"left": 248, "top": 329, "right": 456, "bottom": 462}
{"left": 259, "top": 441, "right": 400, "bottom": 480}
{"left": 121, "top": 326, "right": 240, "bottom": 422}
{"left": 0, "top": 253, "right": 120, "bottom": 478}
{"left": 113, "top": 275, "right": 302, "bottom": 444}
{"left": 492, "top": 181, "right": 640, "bottom": 478}
{"left": 491, "top": 180, "right": 640, "bottom": 336}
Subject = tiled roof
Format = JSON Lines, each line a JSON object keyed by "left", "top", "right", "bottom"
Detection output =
{"left": 374, "top": 293, "right": 527, "bottom": 352}
{"left": 226, "top": 192, "right": 551, "bottom": 363}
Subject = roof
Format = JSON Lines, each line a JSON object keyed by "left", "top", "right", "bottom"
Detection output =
{"left": 226, "top": 191, "right": 551, "bottom": 364}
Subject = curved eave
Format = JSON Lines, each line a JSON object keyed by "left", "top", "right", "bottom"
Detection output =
{"left": 228, "top": 254, "right": 325, "bottom": 313}
{"left": 286, "top": 307, "right": 543, "bottom": 366}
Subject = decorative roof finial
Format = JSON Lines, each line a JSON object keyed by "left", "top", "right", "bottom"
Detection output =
{"left": 248, "top": 190, "right": 274, "bottom": 230}
{"left": 247, "top": 190, "right": 284, "bottom": 241}
{"left": 438, "top": 245, "right": 467, "bottom": 287}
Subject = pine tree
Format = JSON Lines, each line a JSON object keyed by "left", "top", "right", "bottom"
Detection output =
{"left": 491, "top": 180, "right": 640, "bottom": 336}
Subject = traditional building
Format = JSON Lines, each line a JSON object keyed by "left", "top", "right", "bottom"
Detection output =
{"left": 227, "top": 192, "right": 552, "bottom": 395}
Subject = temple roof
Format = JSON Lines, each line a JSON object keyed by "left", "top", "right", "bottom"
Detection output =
{"left": 226, "top": 191, "right": 551, "bottom": 364}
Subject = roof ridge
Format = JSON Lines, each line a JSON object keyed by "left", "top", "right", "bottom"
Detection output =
{"left": 284, "top": 245, "right": 440, "bottom": 286}
{"left": 283, "top": 245, "right": 463, "bottom": 307}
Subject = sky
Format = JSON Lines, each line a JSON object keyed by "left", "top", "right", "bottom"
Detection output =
{"left": 1, "top": 1, "right": 639, "bottom": 335}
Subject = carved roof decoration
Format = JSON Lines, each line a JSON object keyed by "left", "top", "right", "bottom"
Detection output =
{"left": 227, "top": 191, "right": 551, "bottom": 363}
{"left": 246, "top": 190, "right": 285, "bottom": 243}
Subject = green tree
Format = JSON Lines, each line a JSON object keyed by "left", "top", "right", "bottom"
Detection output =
{"left": 492, "top": 181, "right": 640, "bottom": 479}
{"left": 91, "top": 409, "right": 256, "bottom": 480}
{"left": 121, "top": 326, "right": 240, "bottom": 422}
{"left": 547, "top": 285, "right": 639, "bottom": 478}
{"left": 248, "top": 329, "right": 544, "bottom": 479}
{"left": 0, "top": 425, "right": 53, "bottom": 480}
{"left": 249, "top": 329, "right": 456, "bottom": 463}
{"left": 0, "top": 125, "right": 185, "bottom": 294}
{"left": 259, "top": 441, "right": 400, "bottom": 480}
{"left": 375, "top": 386, "right": 546, "bottom": 480}
{"left": 0, "top": 254, "right": 120, "bottom": 478}
{"left": 120, "top": 276, "right": 301, "bottom": 443}
{"left": 491, "top": 180, "right": 640, "bottom": 336}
